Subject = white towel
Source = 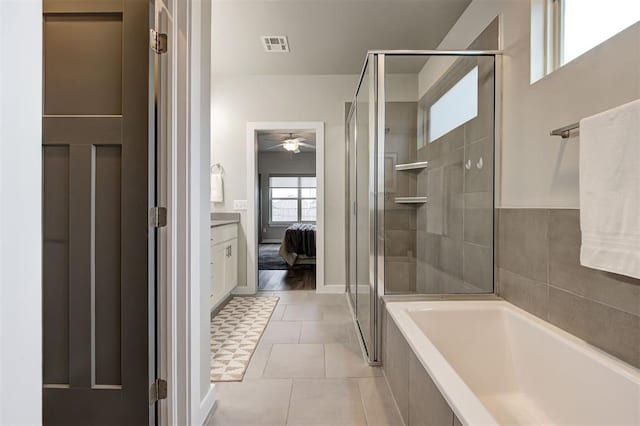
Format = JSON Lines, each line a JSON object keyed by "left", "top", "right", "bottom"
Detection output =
{"left": 579, "top": 99, "right": 640, "bottom": 279}
{"left": 211, "top": 172, "right": 224, "bottom": 203}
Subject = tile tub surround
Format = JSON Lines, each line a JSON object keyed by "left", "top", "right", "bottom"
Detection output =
{"left": 497, "top": 208, "right": 640, "bottom": 368}
{"left": 383, "top": 300, "right": 640, "bottom": 426}
{"left": 382, "top": 306, "right": 461, "bottom": 426}
{"left": 208, "top": 290, "right": 402, "bottom": 426}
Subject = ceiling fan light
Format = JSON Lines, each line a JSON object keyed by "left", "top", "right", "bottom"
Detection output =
{"left": 283, "top": 140, "right": 299, "bottom": 151}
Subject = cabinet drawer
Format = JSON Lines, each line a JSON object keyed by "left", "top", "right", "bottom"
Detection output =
{"left": 211, "top": 223, "right": 238, "bottom": 245}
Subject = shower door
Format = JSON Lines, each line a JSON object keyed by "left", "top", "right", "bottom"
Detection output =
{"left": 356, "top": 58, "right": 373, "bottom": 357}
{"left": 346, "top": 104, "right": 357, "bottom": 309}
{"left": 347, "top": 55, "right": 379, "bottom": 362}
{"left": 347, "top": 48, "right": 498, "bottom": 365}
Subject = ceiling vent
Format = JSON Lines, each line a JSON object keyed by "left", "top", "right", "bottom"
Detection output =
{"left": 261, "top": 36, "right": 290, "bottom": 53}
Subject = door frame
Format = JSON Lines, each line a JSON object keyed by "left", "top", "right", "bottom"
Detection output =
{"left": 245, "top": 121, "right": 336, "bottom": 294}
{"left": 157, "top": 0, "right": 216, "bottom": 424}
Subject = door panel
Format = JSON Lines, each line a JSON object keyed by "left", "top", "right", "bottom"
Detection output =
{"left": 227, "top": 239, "right": 238, "bottom": 291}
{"left": 356, "top": 60, "right": 371, "bottom": 356}
{"left": 211, "top": 243, "right": 226, "bottom": 303}
{"left": 42, "top": 0, "right": 151, "bottom": 424}
{"left": 94, "top": 146, "right": 122, "bottom": 386}
{"left": 42, "top": 146, "right": 70, "bottom": 385}
{"left": 44, "top": 14, "right": 123, "bottom": 115}
{"left": 347, "top": 107, "right": 357, "bottom": 310}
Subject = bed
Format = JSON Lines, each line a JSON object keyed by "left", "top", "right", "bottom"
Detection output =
{"left": 278, "top": 223, "right": 317, "bottom": 267}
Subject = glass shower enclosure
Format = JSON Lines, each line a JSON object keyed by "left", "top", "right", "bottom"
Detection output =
{"left": 346, "top": 50, "right": 499, "bottom": 364}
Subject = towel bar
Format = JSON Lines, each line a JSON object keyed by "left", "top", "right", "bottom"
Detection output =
{"left": 550, "top": 122, "right": 579, "bottom": 139}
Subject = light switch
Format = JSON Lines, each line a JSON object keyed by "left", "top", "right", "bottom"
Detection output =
{"left": 233, "top": 200, "right": 248, "bottom": 210}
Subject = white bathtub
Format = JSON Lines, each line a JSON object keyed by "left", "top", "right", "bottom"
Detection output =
{"left": 386, "top": 300, "right": 640, "bottom": 425}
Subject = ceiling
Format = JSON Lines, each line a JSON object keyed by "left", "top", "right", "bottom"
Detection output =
{"left": 212, "top": 0, "right": 471, "bottom": 75}
{"left": 257, "top": 130, "right": 317, "bottom": 152}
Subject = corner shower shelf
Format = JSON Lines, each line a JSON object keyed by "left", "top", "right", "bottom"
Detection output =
{"left": 394, "top": 196, "right": 427, "bottom": 205}
{"left": 395, "top": 161, "right": 428, "bottom": 172}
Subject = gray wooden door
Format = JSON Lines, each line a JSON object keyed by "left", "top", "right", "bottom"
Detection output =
{"left": 42, "top": 0, "right": 153, "bottom": 424}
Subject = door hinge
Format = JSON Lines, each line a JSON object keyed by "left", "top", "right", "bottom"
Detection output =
{"left": 150, "top": 206, "right": 167, "bottom": 228}
{"left": 150, "top": 29, "right": 168, "bottom": 54}
{"left": 149, "top": 378, "right": 167, "bottom": 404}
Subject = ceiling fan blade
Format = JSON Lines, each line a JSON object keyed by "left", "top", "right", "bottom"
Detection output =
{"left": 292, "top": 137, "right": 306, "bottom": 143}
{"left": 297, "top": 142, "right": 316, "bottom": 149}
{"left": 265, "top": 143, "right": 285, "bottom": 150}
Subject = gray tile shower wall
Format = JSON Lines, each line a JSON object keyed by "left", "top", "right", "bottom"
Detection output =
{"left": 385, "top": 102, "right": 418, "bottom": 293}
{"left": 497, "top": 208, "right": 640, "bottom": 368}
{"left": 415, "top": 62, "right": 495, "bottom": 294}
{"left": 414, "top": 18, "right": 498, "bottom": 295}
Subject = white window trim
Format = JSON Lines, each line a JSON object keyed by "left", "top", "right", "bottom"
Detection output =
{"left": 531, "top": 0, "right": 564, "bottom": 82}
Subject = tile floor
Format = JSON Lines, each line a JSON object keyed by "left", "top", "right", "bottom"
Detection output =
{"left": 207, "top": 290, "right": 403, "bottom": 426}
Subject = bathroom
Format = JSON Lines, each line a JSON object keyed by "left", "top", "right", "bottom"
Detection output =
{"left": 208, "top": 1, "right": 639, "bottom": 424}
{"left": 5, "top": 0, "right": 640, "bottom": 424}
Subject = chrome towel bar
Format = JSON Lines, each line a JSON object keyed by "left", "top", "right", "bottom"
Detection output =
{"left": 550, "top": 122, "right": 579, "bottom": 139}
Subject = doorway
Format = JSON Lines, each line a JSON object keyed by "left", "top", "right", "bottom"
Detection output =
{"left": 257, "top": 130, "right": 318, "bottom": 291}
{"left": 245, "top": 122, "right": 325, "bottom": 294}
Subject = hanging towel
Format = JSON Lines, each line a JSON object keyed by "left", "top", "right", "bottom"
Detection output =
{"left": 579, "top": 99, "right": 640, "bottom": 279}
{"left": 211, "top": 171, "right": 224, "bottom": 203}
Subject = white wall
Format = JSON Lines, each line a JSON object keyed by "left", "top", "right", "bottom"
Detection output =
{"left": 212, "top": 74, "right": 417, "bottom": 288}
{"left": 0, "top": 0, "right": 43, "bottom": 424}
{"left": 420, "top": 0, "right": 640, "bottom": 208}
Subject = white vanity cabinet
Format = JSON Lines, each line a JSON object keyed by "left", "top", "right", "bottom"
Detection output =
{"left": 210, "top": 223, "right": 238, "bottom": 310}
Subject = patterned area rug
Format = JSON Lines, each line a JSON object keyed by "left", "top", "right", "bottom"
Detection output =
{"left": 258, "top": 244, "right": 288, "bottom": 270}
{"left": 210, "top": 296, "right": 279, "bottom": 382}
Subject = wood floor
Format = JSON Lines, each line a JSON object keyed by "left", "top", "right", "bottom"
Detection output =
{"left": 258, "top": 267, "right": 316, "bottom": 291}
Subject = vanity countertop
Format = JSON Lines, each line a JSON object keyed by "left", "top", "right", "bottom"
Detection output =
{"left": 211, "top": 219, "right": 239, "bottom": 228}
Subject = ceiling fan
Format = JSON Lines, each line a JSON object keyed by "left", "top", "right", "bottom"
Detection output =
{"left": 265, "top": 133, "right": 315, "bottom": 154}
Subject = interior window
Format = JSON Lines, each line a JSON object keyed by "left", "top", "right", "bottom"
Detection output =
{"left": 429, "top": 66, "right": 478, "bottom": 143}
{"left": 270, "top": 176, "right": 317, "bottom": 223}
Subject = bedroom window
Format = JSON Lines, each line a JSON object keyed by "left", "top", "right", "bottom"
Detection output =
{"left": 270, "top": 176, "right": 316, "bottom": 223}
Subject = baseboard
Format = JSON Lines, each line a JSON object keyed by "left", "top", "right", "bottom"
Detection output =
{"left": 316, "top": 284, "right": 345, "bottom": 294}
{"left": 210, "top": 293, "right": 233, "bottom": 319}
{"left": 200, "top": 383, "right": 217, "bottom": 425}
{"left": 231, "top": 286, "right": 256, "bottom": 296}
